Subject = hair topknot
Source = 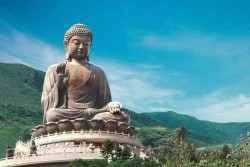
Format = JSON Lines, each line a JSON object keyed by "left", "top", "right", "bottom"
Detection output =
{"left": 64, "top": 24, "right": 92, "bottom": 45}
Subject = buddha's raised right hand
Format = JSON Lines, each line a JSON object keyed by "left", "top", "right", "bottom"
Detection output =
{"left": 56, "top": 63, "right": 69, "bottom": 90}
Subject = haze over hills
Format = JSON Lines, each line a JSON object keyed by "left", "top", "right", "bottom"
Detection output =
{"left": 0, "top": 63, "right": 249, "bottom": 157}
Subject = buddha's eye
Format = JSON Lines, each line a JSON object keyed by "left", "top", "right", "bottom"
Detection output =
{"left": 71, "top": 39, "right": 80, "bottom": 45}
{"left": 73, "top": 42, "right": 80, "bottom": 45}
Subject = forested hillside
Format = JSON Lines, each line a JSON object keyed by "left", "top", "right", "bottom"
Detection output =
{"left": 143, "top": 111, "right": 250, "bottom": 143}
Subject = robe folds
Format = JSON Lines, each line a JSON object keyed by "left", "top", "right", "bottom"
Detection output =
{"left": 41, "top": 62, "right": 112, "bottom": 124}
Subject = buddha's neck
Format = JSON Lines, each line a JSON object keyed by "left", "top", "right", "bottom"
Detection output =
{"left": 69, "top": 58, "right": 88, "bottom": 66}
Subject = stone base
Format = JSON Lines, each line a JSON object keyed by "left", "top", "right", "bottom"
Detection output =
{"left": 0, "top": 130, "right": 147, "bottom": 167}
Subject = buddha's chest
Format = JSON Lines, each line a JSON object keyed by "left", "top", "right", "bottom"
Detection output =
{"left": 66, "top": 65, "right": 91, "bottom": 90}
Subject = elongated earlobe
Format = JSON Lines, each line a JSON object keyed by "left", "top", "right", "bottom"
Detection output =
{"left": 65, "top": 52, "right": 71, "bottom": 60}
{"left": 86, "top": 45, "right": 90, "bottom": 61}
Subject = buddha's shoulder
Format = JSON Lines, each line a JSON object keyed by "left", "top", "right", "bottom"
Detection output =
{"left": 46, "top": 63, "right": 61, "bottom": 73}
{"left": 88, "top": 63, "right": 104, "bottom": 72}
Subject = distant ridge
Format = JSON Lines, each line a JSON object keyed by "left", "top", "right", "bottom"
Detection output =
{"left": 142, "top": 111, "right": 250, "bottom": 143}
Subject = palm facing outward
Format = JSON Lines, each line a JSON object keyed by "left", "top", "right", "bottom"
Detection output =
{"left": 56, "top": 63, "right": 69, "bottom": 90}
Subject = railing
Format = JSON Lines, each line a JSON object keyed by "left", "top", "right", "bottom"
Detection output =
{"left": 0, "top": 145, "right": 103, "bottom": 166}
{"left": 35, "top": 130, "right": 137, "bottom": 140}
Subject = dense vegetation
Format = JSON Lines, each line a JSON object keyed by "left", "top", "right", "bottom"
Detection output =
{"left": 0, "top": 63, "right": 44, "bottom": 158}
{"left": 68, "top": 158, "right": 159, "bottom": 167}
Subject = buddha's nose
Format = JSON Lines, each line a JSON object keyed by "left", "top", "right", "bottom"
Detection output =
{"left": 79, "top": 43, "right": 84, "bottom": 49}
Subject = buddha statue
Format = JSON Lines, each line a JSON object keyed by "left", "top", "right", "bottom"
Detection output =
{"left": 41, "top": 24, "right": 129, "bottom": 125}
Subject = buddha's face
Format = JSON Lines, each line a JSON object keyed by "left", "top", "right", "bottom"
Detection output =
{"left": 66, "top": 35, "right": 91, "bottom": 60}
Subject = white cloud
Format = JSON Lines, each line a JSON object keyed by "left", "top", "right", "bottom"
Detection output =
{"left": 0, "top": 50, "right": 29, "bottom": 65}
{"left": 0, "top": 30, "right": 64, "bottom": 71}
{"left": 163, "top": 90, "right": 250, "bottom": 123}
{"left": 139, "top": 32, "right": 250, "bottom": 58}
{"left": 191, "top": 93, "right": 250, "bottom": 123}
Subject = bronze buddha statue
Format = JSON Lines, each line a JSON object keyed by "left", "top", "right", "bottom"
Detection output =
{"left": 41, "top": 24, "right": 129, "bottom": 125}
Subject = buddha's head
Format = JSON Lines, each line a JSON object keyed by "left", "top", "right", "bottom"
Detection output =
{"left": 64, "top": 24, "right": 92, "bottom": 61}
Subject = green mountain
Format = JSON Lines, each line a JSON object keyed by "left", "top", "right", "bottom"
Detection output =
{"left": 122, "top": 108, "right": 163, "bottom": 127}
{"left": 0, "top": 63, "right": 44, "bottom": 158}
{"left": 123, "top": 109, "right": 222, "bottom": 150}
{"left": 142, "top": 111, "right": 250, "bottom": 144}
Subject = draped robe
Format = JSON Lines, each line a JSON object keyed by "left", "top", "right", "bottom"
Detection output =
{"left": 41, "top": 62, "right": 113, "bottom": 124}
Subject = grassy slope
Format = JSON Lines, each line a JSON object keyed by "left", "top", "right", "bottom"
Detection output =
{"left": 124, "top": 109, "right": 222, "bottom": 149}
{"left": 0, "top": 63, "right": 44, "bottom": 157}
{"left": 136, "top": 126, "right": 222, "bottom": 153}
{"left": 142, "top": 111, "right": 250, "bottom": 144}
{"left": 122, "top": 108, "right": 163, "bottom": 127}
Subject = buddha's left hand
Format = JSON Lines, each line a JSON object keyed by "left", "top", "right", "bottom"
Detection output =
{"left": 107, "top": 102, "right": 123, "bottom": 114}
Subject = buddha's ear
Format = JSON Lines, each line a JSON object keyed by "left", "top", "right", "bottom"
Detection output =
{"left": 64, "top": 43, "right": 68, "bottom": 51}
{"left": 65, "top": 52, "right": 70, "bottom": 60}
{"left": 64, "top": 43, "right": 70, "bottom": 60}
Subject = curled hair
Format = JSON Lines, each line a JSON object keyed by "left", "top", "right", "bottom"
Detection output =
{"left": 64, "top": 24, "right": 92, "bottom": 45}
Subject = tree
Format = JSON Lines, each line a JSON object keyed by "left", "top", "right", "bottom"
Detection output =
{"left": 101, "top": 140, "right": 131, "bottom": 161}
{"left": 67, "top": 159, "right": 108, "bottom": 167}
{"left": 101, "top": 140, "right": 115, "bottom": 159}
{"left": 67, "top": 159, "right": 90, "bottom": 167}
{"left": 121, "top": 145, "right": 131, "bottom": 160}
{"left": 110, "top": 158, "right": 142, "bottom": 167}
{"left": 113, "top": 143, "right": 123, "bottom": 160}
{"left": 175, "top": 125, "right": 187, "bottom": 145}
{"left": 161, "top": 126, "right": 197, "bottom": 166}
{"left": 109, "top": 158, "right": 159, "bottom": 167}
{"left": 220, "top": 144, "right": 231, "bottom": 159}
{"left": 89, "top": 159, "right": 109, "bottom": 167}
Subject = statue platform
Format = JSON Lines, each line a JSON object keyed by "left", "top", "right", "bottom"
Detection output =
{"left": 0, "top": 130, "right": 146, "bottom": 167}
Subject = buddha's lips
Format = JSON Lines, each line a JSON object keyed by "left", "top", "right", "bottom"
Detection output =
{"left": 78, "top": 51, "right": 85, "bottom": 54}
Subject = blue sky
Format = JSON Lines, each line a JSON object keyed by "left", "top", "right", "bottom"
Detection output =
{"left": 1, "top": 0, "right": 250, "bottom": 122}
